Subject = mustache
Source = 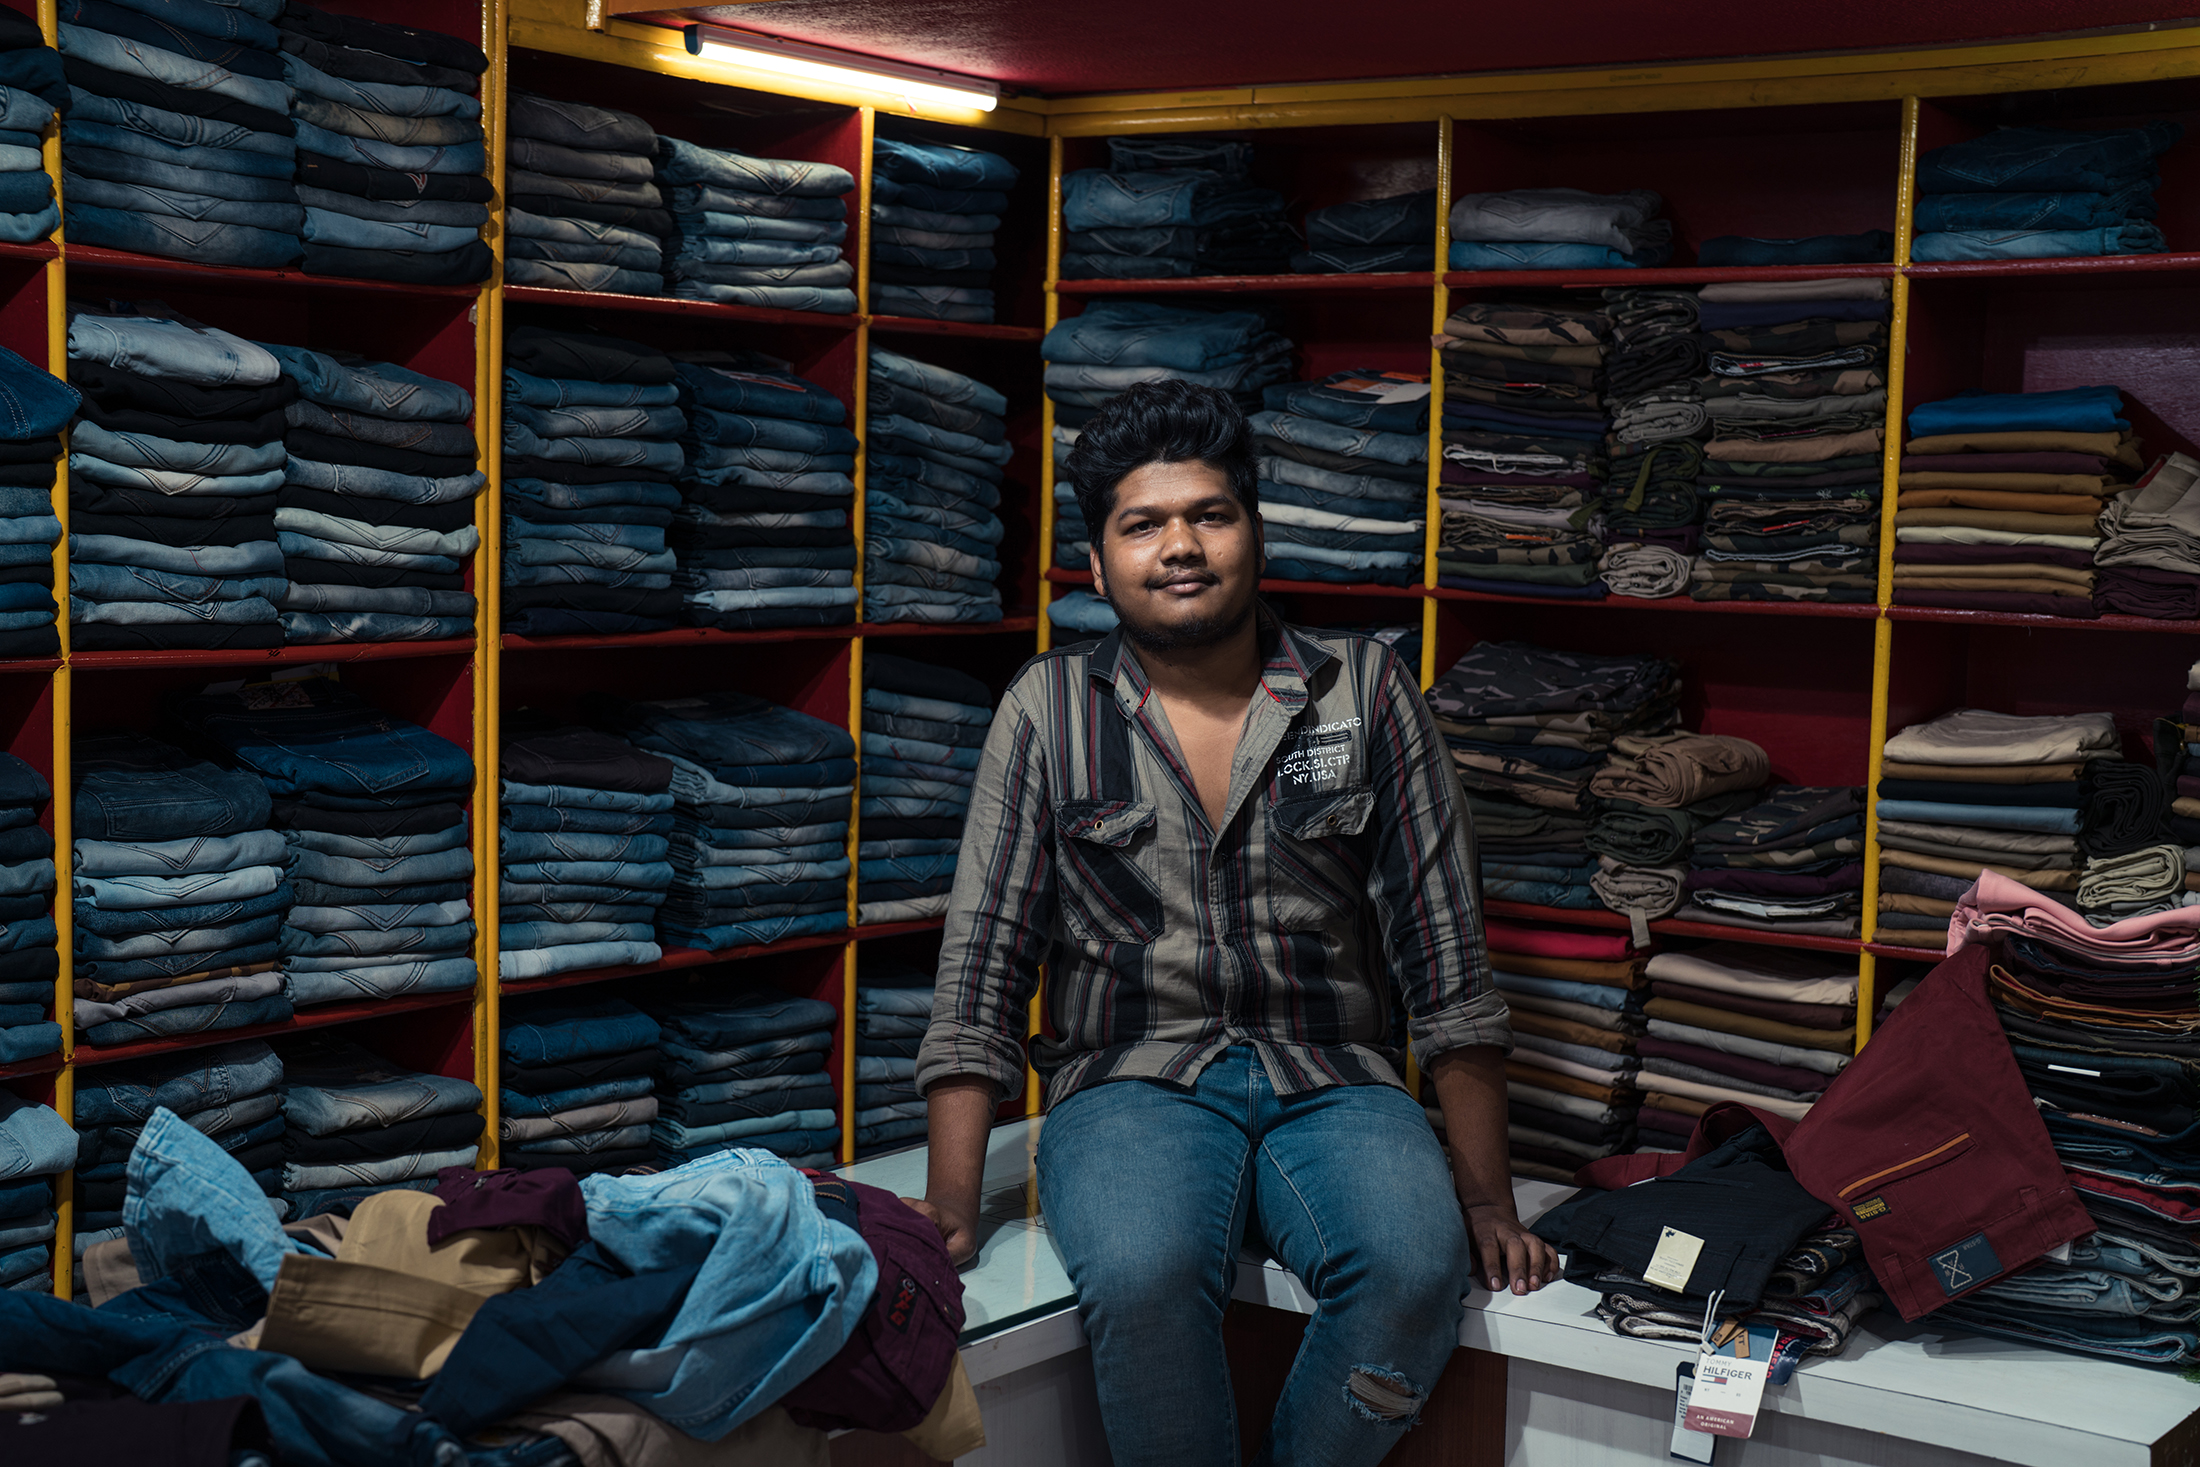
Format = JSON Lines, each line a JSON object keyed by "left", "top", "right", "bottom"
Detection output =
{"left": 1144, "top": 569, "right": 1220, "bottom": 588}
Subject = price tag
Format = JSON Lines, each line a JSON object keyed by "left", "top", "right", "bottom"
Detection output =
{"left": 1683, "top": 1322, "right": 1778, "bottom": 1438}
{"left": 1643, "top": 1226, "right": 1704, "bottom": 1293}
{"left": 1669, "top": 1362, "right": 1719, "bottom": 1463}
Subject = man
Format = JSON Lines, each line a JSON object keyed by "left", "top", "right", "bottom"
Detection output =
{"left": 910, "top": 379, "right": 1555, "bottom": 1466}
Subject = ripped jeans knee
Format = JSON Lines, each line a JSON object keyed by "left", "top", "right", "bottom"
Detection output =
{"left": 1344, "top": 1364, "right": 1424, "bottom": 1427}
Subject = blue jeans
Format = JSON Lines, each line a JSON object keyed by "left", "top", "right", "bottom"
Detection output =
{"left": 284, "top": 51, "right": 481, "bottom": 118}
{"left": 505, "top": 372, "right": 680, "bottom": 411}
{"left": 504, "top": 258, "right": 665, "bottom": 295}
{"left": 670, "top": 209, "right": 844, "bottom": 245}
{"left": 285, "top": 456, "right": 484, "bottom": 505}
{"left": 69, "top": 421, "right": 282, "bottom": 476}
{"left": 293, "top": 120, "right": 482, "bottom": 175}
{"left": 66, "top": 202, "right": 300, "bottom": 268}
{"left": 1910, "top": 223, "right": 2166, "bottom": 260}
{"left": 874, "top": 135, "right": 1018, "bottom": 192}
{"left": 667, "top": 182, "right": 844, "bottom": 219}
{"left": 669, "top": 280, "right": 856, "bottom": 314}
{"left": 507, "top": 401, "right": 686, "bottom": 441}
{"left": 70, "top": 562, "right": 283, "bottom": 605}
{"left": 686, "top": 407, "right": 854, "bottom": 455}
{"left": 1449, "top": 239, "right": 1668, "bottom": 269}
{"left": 1914, "top": 183, "right": 2156, "bottom": 232}
{"left": 1915, "top": 121, "right": 2180, "bottom": 194}
{"left": 1063, "top": 170, "right": 1281, "bottom": 231}
{"left": 56, "top": 24, "right": 289, "bottom": 114}
{"left": 75, "top": 828, "right": 285, "bottom": 879}
{"left": 871, "top": 200, "right": 998, "bottom": 234}
{"left": 655, "top": 135, "right": 852, "bottom": 198}
{"left": 63, "top": 120, "right": 293, "bottom": 176}
{"left": 1042, "top": 299, "right": 1281, "bottom": 372}
{"left": 1306, "top": 190, "right": 1437, "bottom": 247}
{"left": 673, "top": 235, "right": 842, "bottom": 268}
{"left": 74, "top": 734, "right": 270, "bottom": 841}
{"left": 260, "top": 342, "right": 472, "bottom": 422}
{"left": 67, "top": 308, "right": 280, "bottom": 388}
{"left": 172, "top": 678, "right": 473, "bottom": 803}
{"left": 1249, "top": 410, "right": 1426, "bottom": 469}
{"left": 596, "top": 692, "right": 855, "bottom": 769}
{"left": 868, "top": 284, "right": 990, "bottom": 321}
{"left": 1038, "top": 1045, "right": 1471, "bottom": 1467}
{"left": 498, "top": 941, "right": 660, "bottom": 981}
{"left": 64, "top": 171, "right": 288, "bottom": 231}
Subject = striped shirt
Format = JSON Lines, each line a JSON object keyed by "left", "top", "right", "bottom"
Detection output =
{"left": 916, "top": 609, "right": 1510, "bottom": 1110}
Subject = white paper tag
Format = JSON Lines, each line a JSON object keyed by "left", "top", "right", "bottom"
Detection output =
{"left": 1685, "top": 1325, "right": 1774, "bottom": 1438}
{"left": 2046, "top": 1063, "right": 2102, "bottom": 1077}
{"left": 1670, "top": 1363, "right": 1719, "bottom": 1463}
{"left": 1643, "top": 1226, "right": 1705, "bottom": 1293}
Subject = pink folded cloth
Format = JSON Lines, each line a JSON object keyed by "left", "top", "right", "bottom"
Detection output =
{"left": 1483, "top": 919, "right": 1635, "bottom": 961}
{"left": 1951, "top": 869, "right": 2200, "bottom": 964}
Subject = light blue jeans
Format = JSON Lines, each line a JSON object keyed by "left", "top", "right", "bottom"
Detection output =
{"left": 1038, "top": 1045, "right": 1471, "bottom": 1467}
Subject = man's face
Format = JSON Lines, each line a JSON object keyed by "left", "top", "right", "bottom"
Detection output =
{"left": 1089, "top": 459, "right": 1261, "bottom": 652}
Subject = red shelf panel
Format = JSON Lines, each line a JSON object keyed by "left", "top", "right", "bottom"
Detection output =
{"left": 504, "top": 283, "right": 859, "bottom": 330}
{"left": 1056, "top": 271, "right": 1435, "bottom": 295}
{"left": 499, "top": 918, "right": 946, "bottom": 997}
{"left": 866, "top": 314, "right": 1044, "bottom": 342}
{"left": 0, "top": 1051, "right": 62, "bottom": 1083}
{"left": 1483, "top": 899, "right": 1865, "bottom": 956}
{"left": 73, "top": 991, "right": 473, "bottom": 1069}
{"left": 1865, "top": 940, "right": 1949, "bottom": 961}
{"left": 72, "top": 640, "right": 476, "bottom": 671}
{"left": 1433, "top": 586, "right": 1881, "bottom": 619}
{"left": 1887, "top": 605, "right": 2200, "bottom": 634}
{"left": 1443, "top": 263, "right": 1895, "bottom": 290}
{"left": 0, "top": 240, "right": 54, "bottom": 264}
{"left": 1904, "top": 253, "right": 2200, "bottom": 281}
{"left": 0, "top": 658, "right": 60, "bottom": 675}
{"left": 65, "top": 246, "right": 479, "bottom": 298}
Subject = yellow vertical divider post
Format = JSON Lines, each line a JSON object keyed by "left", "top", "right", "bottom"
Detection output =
{"left": 841, "top": 106, "right": 875, "bottom": 1165}
{"left": 472, "top": 0, "right": 508, "bottom": 1164}
{"left": 1026, "top": 133, "right": 1064, "bottom": 1120}
{"left": 1856, "top": 97, "right": 1921, "bottom": 1050}
{"left": 37, "top": 0, "right": 69, "bottom": 1297}
{"left": 1420, "top": 115, "right": 1452, "bottom": 696}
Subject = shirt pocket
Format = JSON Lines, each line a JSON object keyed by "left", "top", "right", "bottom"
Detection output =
{"left": 1055, "top": 798, "right": 1164, "bottom": 945}
{"left": 1265, "top": 786, "right": 1373, "bottom": 933}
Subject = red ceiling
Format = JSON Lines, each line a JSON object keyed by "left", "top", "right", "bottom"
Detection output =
{"left": 649, "top": 2, "right": 2197, "bottom": 96}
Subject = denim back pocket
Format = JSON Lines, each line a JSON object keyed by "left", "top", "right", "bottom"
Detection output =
{"left": 1055, "top": 798, "right": 1163, "bottom": 945}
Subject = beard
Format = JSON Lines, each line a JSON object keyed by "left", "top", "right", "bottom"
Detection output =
{"left": 1107, "top": 575, "right": 1256, "bottom": 652}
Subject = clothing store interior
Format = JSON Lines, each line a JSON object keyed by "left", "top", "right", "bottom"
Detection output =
{"left": 9, "top": 0, "right": 2200, "bottom": 1463}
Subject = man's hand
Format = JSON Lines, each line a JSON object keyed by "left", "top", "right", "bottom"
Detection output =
{"left": 902, "top": 1195, "right": 981, "bottom": 1266}
{"left": 1466, "top": 1202, "right": 1560, "bottom": 1296}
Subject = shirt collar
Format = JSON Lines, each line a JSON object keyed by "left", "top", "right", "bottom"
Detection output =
{"left": 1089, "top": 601, "right": 1333, "bottom": 718}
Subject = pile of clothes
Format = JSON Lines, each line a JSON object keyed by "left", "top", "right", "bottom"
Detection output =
{"left": 1043, "top": 298, "right": 1294, "bottom": 430}
{"left": 872, "top": 135, "right": 1017, "bottom": 322}
{"left": 281, "top": 3, "right": 489, "bottom": 285}
{"left": 591, "top": 691, "right": 853, "bottom": 953}
{"left": 0, "top": 1090, "right": 70, "bottom": 1296}
{"left": 1435, "top": 298, "right": 1612, "bottom": 597}
{"left": 867, "top": 346, "right": 1009, "bottom": 624}
{"left": 0, "top": 754, "right": 52, "bottom": 1065}
{"left": 1695, "top": 229, "right": 1892, "bottom": 268}
{"left": 171, "top": 676, "right": 477, "bottom": 1010}
{"left": 852, "top": 961, "right": 931, "bottom": 1158}
{"left": 1448, "top": 188, "right": 1672, "bottom": 271}
{"left": 651, "top": 989, "right": 840, "bottom": 1167}
{"left": 1256, "top": 371, "right": 1427, "bottom": 587}
{"left": 0, "top": 344, "right": 67, "bottom": 659}
{"left": 659, "top": 134, "right": 854, "bottom": 313}
{"left": 1593, "top": 288, "right": 1703, "bottom": 600}
{"left": 1636, "top": 944, "right": 1855, "bottom": 1147}
{"left": 860, "top": 652, "right": 990, "bottom": 926}
{"left": 1293, "top": 189, "right": 1436, "bottom": 274}
{"left": 266, "top": 341, "right": 482, "bottom": 645}
{"left": 1061, "top": 134, "right": 1292, "bottom": 281}
{"left": 2093, "top": 448, "right": 2200, "bottom": 619}
{"left": 1694, "top": 279, "right": 1887, "bottom": 603}
{"left": 1680, "top": 785, "right": 1868, "bottom": 937}
{"left": 674, "top": 349, "right": 856, "bottom": 631}
{"left": 0, "top": 14, "right": 58, "bottom": 246}
{"left": 1045, "top": 587, "right": 1117, "bottom": 638}
{"left": 1478, "top": 919, "right": 1645, "bottom": 1181}
{"left": 67, "top": 305, "right": 287, "bottom": 652}
{"left": 71, "top": 733, "right": 290, "bottom": 1045}
{"left": 1894, "top": 384, "right": 2132, "bottom": 618}
{"left": 1874, "top": 708, "right": 2119, "bottom": 950}
{"left": 1426, "top": 641, "right": 1680, "bottom": 910}
{"left": 1585, "top": 732, "right": 1770, "bottom": 924}
{"left": 498, "top": 717, "right": 672, "bottom": 983}
{"left": 501, "top": 325, "right": 684, "bottom": 638}
{"left": 275, "top": 1033, "right": 482, "bottom": 1219}
{"left": 1913, "top": 122, "right": 2179, "bottom": 263}
{"left": 504, "top": 92, "right": 662, "bottom": 296}
{"left": 501, "top": 994, "right": 657, "bottom": 1177}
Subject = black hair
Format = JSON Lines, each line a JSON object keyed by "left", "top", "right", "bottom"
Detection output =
{"left": 1062, "top": 379, "right": 1259, "bottom": 544}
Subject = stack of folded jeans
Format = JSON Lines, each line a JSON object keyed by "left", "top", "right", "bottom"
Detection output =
{"left": 1426, "top": 642, "right": 1680, "bottom": 910}
{"left": 672, "top": 349, "right": 856, "bottom": 630}
{"left": 1913, "top": 122, "right": 2179, "bottom": 263}
{"left": 1697, "top": 229, "right": 1893, "bottom": 267}
{"left": 66, "top": 304, "right": 288, "bottom": 651}
{"left": 850, "top": 961, "right": 931, "bottom": 1158}
{"left": 1448, "top": 189, "right": 1672, "bottom": 271}
{"left": 1895, "top": 384, "right": 2128, "bottom": 617}
{"left": 502, "top": 325, "right": 684, "bottom": 637}
{"left": 588, "top": 691, "right": 853, "bottom": 953}
{"left": 71, "top": 732, "right": 289, "bottom": 1044}
{"left": 1062, "top": 134, "right": 1292, "bottom": 283}
{"left": 56, "top": 0, "right": 297, "bottom": 268}
{"left": 500, "top": 993, "right": 658, "bottom": 1175}
{"left": 505, "top": 91, "right": 659, "bottom": 295}
{"left": 1043, "top": 298, "right": 1293, "bottom": 430}
{"left": 274, "top": 1032, "right": 481, "bottom": 1217}
{"left": 280, "top": 3, "right": 488, "bottom": 285}
{"left": 0, "top": 343, "right": 71, "bottom": 659}
{"left": 859, "top": 652, "right": 990, "bottom": 924}
{"left": 1045, "top": 587, "right": 1118, "bottom": 638}
{"left": 1585, "top": 732, "right": 1770, "bottom": 923}
{"left": 1638, "top": 944, "right": 1854, "bottom": 1140}
{"left": 69, "top": 1039, "right": 284, "bottom": 1286}
{"left": 658, "top": 134, "right": 854, "bottom": 312}
{"left": 648, "top": 988, "right": 839, "bottom": 1166}
{"left": 168, "top": 676, "right": 476, "bottom": 1009}
{"left": 1682, "top": 786, "right": 1868, "bottom": 937}
{"left": 262, "top": 340, "right": 481, "bottom": 643}
{"left": 0, "top": 755, "right": 53, "bottom": 1066}
{"left": 873, "top": 135, "right": 1018, "bottom": 319}
{"left": 2095, "top": 450, "right": 2200, "bottom": 618}
{"left": 1250, "top": 370, "right": 1427, "bottom": 587}
{"left": 1293, "top": 189, "right": 1435, "bottom": 274}
{"left": 0, "top": 14, "right": 58, "bottom": 247}
{"left": 0, "top": 1091, "right": 71, "bottom": 1294}
{"left": 866, "top": 346, "right": 1007, "bottom": 624}
{"left": 498, "top": 716, "right": 672, "bottom": 982}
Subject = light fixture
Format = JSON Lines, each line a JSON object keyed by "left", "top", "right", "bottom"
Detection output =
{"left": 684, "top": 25, "right": 999, "bottom": 112}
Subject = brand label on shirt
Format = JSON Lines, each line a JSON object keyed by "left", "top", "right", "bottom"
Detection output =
{"left": 1278, "top": 718, "right": 1359, "bottom": 789}
{"left": 887, "top": 1272, "right": 920, "bottom": 1331}
{"left": 1853, "top": 1195, "right": 1890, "bottom": 1221}
{"left": 1930, "top": 1232, "right": 2003, "bottom": 1296}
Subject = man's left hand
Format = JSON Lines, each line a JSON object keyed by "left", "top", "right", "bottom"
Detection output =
{"left": 1466, "top": 1204, "right": 1559, "bottom": 1296}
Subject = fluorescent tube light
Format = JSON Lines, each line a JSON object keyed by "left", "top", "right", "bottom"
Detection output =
{"left": 684, "top": 25, "right": 999, "bottom": 112}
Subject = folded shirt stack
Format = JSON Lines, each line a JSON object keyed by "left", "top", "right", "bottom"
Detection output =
{"left": 0, "top": 1090, "right": 72, "bottom": 1295}
{"left": 1448, "top": 188, "right": 1673, "bottom": 271}
{"left": 71, "top": 732, "right": 289, "bottom": 1045}
{"left": 276, "top": 1032, "right": 482, "bottom": 1217}
{"left": 168, "top": 676, "right": 476, "bottom": 1008}
{"left": 867, "top": 346, "right": 1007, "bottom": 624}
{"left": 1637, "top": 944, "right": 1856, "bottom": 1139}
{"left": 658, "top": 133, "right": 853, "bottom": 313}
{"left": 1427, "top": 641, "right": 1681, "bottom": 910}
{"left": 1042, "top": 298, "right": 1294, "bottom": 430}
{"left": 0, "top": 14, "right": 60, "bottom": 247}
{"left": 649, "top": 988, "right": 839, "bottom": 1167}
{"left": 1292, "top": 188, "right": 1435, "bottom": 275}
{"left": 851, "top": 961, "right": 931, "bottom": 1158}
{"left": 69, "top": 1039, "right": 284, "bottom": 1285}
{"left": 280, "top": 3, "right": 488, "bottom": 285}
{"left": 1894, "top": 384, "right": 2134, "bottom": 618}
{"left": 500, "top": 993, "right": 658, "bottom": 1175}
{"left": 587, "top": 690, "right": 853, "bottom": 953}
{"left": 1236, "top": 370, "right": 1428, "bottom": 588}
{"left": 1912, "top": 122, "right": 2180, "bottom": 263}
{"left": 57, "top": 0, "right": 297, "bottom": 268}
{"left": 263, "top": 341, "right": 481, "bottom": 643}
{"left": 860, "top": 652, "right": 989, "bottom": 926}
{"left": 0, "top": 755, "right": 53, "bottom": 1066}
{"left": 2095, "top": 449, "right": 2200, "bottom": 618}
{"left": 0, "top": 342, "right": 71, "bottom": 659}
{"left": 1681, "top": 785, "right": 1867, "bottom": 937}
{"left": 1695, "top": 228, "right": 1893, "bottom": 268}
{"left": 1061, "top": 133, "right": 1291, "bottom": 285}
{"left": 501, "top": 325, "right": 684, "bottom": 638}
{"left": 672, "top": 349, "right": 855, "bottom": 630}
{"left": 871, "top": 134, "right": 1017, "bottom": 321}
{"left": 505, "top": 91, "right": 661, "bottom": 296}
{"left": 2072, "top": 712, "right": 2178, "bottom": 922}
{"left": 1874, "top": 708, "right": 2122, "bottom": 947}
{"left": 498, "top": 715, "right": 674, "bottom": 983}
{"left": 67, "top": 305, "right": 289, "bottom": 651}
{"left": 1586, "top": 731, "right": 1771, "bottom": 924}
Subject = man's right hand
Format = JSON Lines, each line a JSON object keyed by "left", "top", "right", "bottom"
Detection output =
{"left": 903, "top": 1194, "right": 981, "bottom": 1265}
